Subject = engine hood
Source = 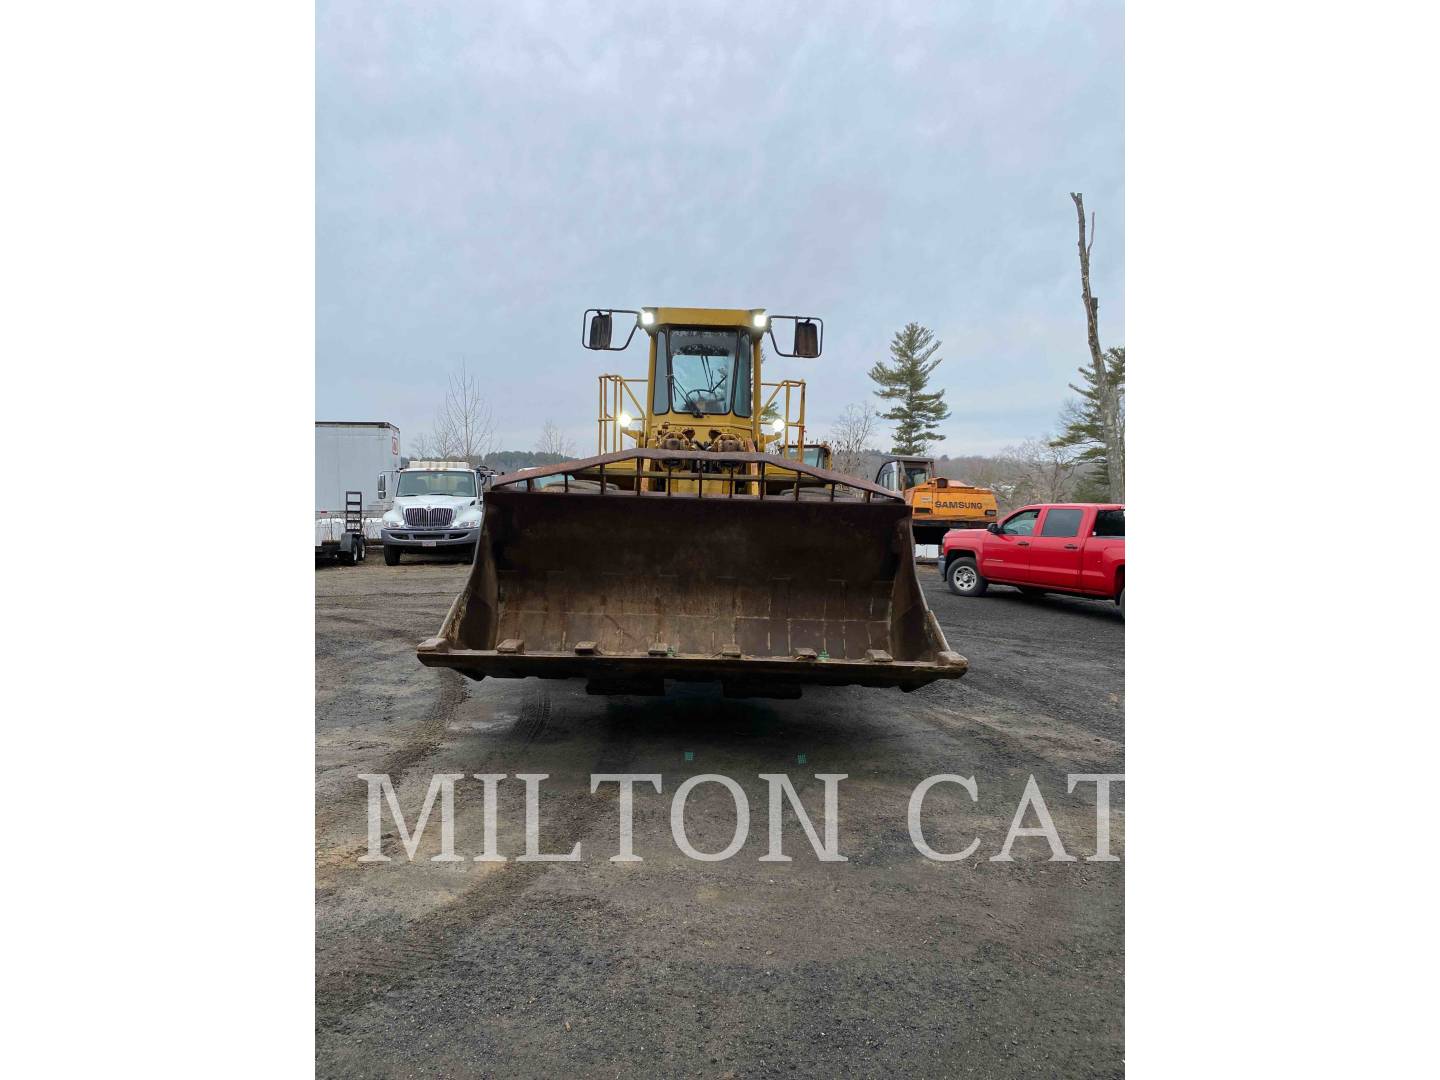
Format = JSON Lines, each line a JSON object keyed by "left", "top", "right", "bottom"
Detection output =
{"left": 392, "top": 493, "right": 477, "bottom": 509}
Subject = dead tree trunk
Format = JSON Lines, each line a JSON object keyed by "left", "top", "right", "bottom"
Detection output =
{"left": 1070, "top": 192, "right": 1124, "bottom": 502}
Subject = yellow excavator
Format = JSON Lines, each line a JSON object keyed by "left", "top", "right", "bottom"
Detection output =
{"left": 873, "top": 456, "right": 998, "bottom": 545}
{"left": 417, "top": 306, "right": 968, "bottom": 698}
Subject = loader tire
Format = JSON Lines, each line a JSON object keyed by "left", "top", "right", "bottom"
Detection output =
{"left": 383, "top": 545, "right": 401, "bottom": 567}
{"left": 947, "top": 556, "right": 987, "bottom": 597}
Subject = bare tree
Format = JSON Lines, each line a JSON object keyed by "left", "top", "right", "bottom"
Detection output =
{"left": 417, "top": 362, "right": 495, "bottom": 462}
{"left": 1008, "top": 436, "right": 1081, "bottom": 504}
{"left": 827, "top": 402, "right": 878, "bottom": 478}
{"left": 1070, "top": 192, "right": 1124, "bottom": 501}
{"left": 535, "top": 420, "right": 576, "bottom": 459}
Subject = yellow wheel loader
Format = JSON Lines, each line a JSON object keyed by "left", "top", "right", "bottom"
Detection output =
{"left": 874, "top": 456, "right": 998, "bottom": 546}
{"left": 417, "top": 307, "right": 968, "bottom": 698}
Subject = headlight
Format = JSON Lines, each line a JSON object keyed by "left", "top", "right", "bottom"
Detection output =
{"left": 382, "top": 515, "right": 402, "bottom": 527}
{"left": 455, "top": 515, "right": 482, "bottom": 529}
{"left": 618, "top": 410, "right": 633, "bottom": 427}
{"left": 639, "top": 308, "right": 655, "bottom": 327}
{"left": 752, "top": 309, "right": 768, "bottom": 329}
{"left": 770, "top": 418, "right": 785, "bottom": 434}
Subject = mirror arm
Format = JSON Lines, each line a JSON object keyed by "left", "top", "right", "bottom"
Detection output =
{"left": 581, "top": 308, "right": 642, "bottom": 351}
{"left": 765, "top": 315, "right": 824, "bottom": 358}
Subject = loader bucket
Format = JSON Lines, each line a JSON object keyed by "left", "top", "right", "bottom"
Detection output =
{"left": 417, "top": 451, "right": 967, "bottom": 698}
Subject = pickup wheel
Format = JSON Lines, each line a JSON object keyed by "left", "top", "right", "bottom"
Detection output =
{"left": 946, "top": 556, "right": 988, "bottom": 597}
{"left": 1118, "top": 587, "right": 1125, "bottom": 620}
{"left": 383, "top": 544, "right": 401, "bottom": 567}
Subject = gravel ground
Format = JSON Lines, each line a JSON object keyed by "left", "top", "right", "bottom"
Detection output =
{"left": 316, "top": 553, "right": 1124, "bottom": 1078}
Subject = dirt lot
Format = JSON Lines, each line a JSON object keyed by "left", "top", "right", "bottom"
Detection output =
{"left": 316, "top": 553, "right": 1124, "bottom": 1078}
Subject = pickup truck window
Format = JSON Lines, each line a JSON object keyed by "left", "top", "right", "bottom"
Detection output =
{"left": 999, "top": 509, "right": 1039, "bottom": 536}
{"left": 1039, "top": 508, "right": 1083, "bottom": 537}
{"left": 1093, "top": 509, "right": 1125, "bottom": 537}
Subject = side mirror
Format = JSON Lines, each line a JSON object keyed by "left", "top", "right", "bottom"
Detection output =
{"left": 377, "top": 473, "right": 387, "bottom": 499}
{"left": 986, "top": 522, "right": 1001, "bottom": 534}
{"left": 766, "top": 315, "right": 824, "bottom": 358}
{"left": 794, "top": 319, "right": 820, "bottom": 358}
{"left": 587, "top": 311, "right": 612, "bottom": 350}
{"left": 581, "top": 308, "right": 641, "bottom": 351}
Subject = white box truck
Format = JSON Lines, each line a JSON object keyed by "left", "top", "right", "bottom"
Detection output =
{"left": 315, "top": 421, "right": 401, "bottom": 564}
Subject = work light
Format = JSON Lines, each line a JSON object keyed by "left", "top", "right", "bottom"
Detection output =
{"left": 639, "top": 309, "right": 656, "bottom": 327}
{"left": 752, "top": 309, "right": 768, "bottom": 329}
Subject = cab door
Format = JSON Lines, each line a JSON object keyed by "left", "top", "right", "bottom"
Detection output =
{"left": 1027, "top": 507, "right": 1087, "bottom": 589}
{"left": 983, "top": 508, "right": 1041, "bottom": 582}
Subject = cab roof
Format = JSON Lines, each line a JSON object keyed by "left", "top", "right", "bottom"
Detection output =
{"left": 649, "top": 307, "right": 757, "bottom": 328}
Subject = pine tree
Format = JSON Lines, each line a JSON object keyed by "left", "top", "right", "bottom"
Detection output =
{"left": 1052, "top": 346, "right": 1125, "bottom": 501}
{"left": 868, "top": 322, "right": 952, "bottom": 454}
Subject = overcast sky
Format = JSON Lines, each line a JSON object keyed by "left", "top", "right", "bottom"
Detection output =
{"left": 317, "top": 0, "right": 1123, "bottom": 459}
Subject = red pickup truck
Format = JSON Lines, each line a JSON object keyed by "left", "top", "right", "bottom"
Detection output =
{"left": 940, "top": 503, "right": 1125, "bottom": 616}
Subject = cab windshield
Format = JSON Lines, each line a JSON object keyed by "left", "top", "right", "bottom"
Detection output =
{"left": 396, "top": 471, "right": 477, "bottom": 498}
{"left": 902, "top": 464, "right": 932, "bottom": 488}
{"left": 656, "top": 328, "right": 752, "bottom": 418}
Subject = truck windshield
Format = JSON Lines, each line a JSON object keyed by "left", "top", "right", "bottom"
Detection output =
{"left": 396, "top": 471, "right": 476, "bottom": 498}
{"left": 658, "top": 329, "right": 752, "bottom": 418}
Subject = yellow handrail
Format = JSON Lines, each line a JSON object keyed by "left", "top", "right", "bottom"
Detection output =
{"left": 761, "top": 379, "right": 807, "bottom": 460}
{"left": 597, "top": 374, "right": 648, "bottom": 454}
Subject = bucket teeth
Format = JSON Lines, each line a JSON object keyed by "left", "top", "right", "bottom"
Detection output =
{"left": 648, "top": 643, "right": 670, "bottom": 657}
{"left": 794, "top": 648, "right": 818, "bottom": 661}
{"left": 574, "top": 641, "right": 601, "bottom": 655}
{"left": 497, "top": 638, "right": 525, "bottom": 654}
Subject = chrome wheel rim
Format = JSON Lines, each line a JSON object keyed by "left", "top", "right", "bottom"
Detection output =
{"left": 955, "top": 566, "right": 976, "bottom": 589}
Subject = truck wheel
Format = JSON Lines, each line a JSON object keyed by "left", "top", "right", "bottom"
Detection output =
{"left": 947, "top": 557, "right": 987, "bottom": 597}
{"left": 1118, "top": 588, "right": 1125, "bottom": 620}
{"left": 383, "top": 545, "right": 401, "bottom": 567}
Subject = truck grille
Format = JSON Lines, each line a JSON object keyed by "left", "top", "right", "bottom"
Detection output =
{"left": 405, "top": 507, "right": 454, "bottom": 528}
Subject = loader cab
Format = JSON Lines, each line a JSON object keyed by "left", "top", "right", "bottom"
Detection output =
{"left": 653, "top": 325, "right": 755, "bottom": 421}
{"left": 782, "top": 444, "right": 832, "bottom": 469}
{"left": 585, "top": 306, "right": 824, "bottom": 458}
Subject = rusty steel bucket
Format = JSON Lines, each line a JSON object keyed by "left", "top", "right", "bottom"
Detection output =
{"left": 417, "top": 450, "right": 967, "bottom": 698}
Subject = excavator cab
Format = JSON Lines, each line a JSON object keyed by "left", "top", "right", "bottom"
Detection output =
{"left": 416, "top": 307, "right": 968, "bottom": 699}
{"left": 877, "top": 457, "right": 937, "bottom": 492}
